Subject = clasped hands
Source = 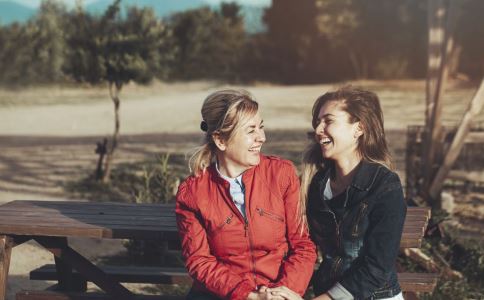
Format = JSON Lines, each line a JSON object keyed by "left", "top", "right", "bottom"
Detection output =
{"left": 248, "top": 285, "right": 303, "bottom": 300}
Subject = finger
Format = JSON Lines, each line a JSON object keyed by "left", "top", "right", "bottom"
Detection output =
{"left": 259, "top": 286, "right": 268, "bottom": 293}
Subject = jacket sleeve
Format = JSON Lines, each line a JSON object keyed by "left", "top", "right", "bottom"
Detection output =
{"left": 269, "top": 162, "right": 317, "bottom": 295}
{"left": 176, "top": 181, "right": 254, "bottom": 300}
{"left": 339, "top": 175, "right": 407, "bottom": 299}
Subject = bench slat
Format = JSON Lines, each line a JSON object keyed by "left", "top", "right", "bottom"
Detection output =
{"left": 30, "top": 265, "right": 192, "bottom": 285}
{"left": 398, "top": 272, "right": 439, "bottom": 292}
{"left": 16, "top": 290, "right": 184, "bottom": 300}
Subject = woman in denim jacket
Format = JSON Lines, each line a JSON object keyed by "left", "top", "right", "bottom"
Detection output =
{"left": 268, "top": 87, "right": 406, "bottom": 300}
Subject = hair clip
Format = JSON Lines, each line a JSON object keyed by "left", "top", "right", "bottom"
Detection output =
{"left": 200, "top": 121, "right": 208, "bottom": 132}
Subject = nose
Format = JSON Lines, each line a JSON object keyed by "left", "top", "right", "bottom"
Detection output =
{"left": 257, "top": 128, "right": 266, "bottom": 143}
{"left": 315, "top": 122, "right": 325, "bottom": 134}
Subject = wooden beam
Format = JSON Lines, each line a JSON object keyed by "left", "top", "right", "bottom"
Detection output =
{"left": 0, "top": 236, "right": 13, "bottom": 300}
{"left": 429, "top": 79, "right": 484, "bottom": 199}
{"left": 422, "top": 0, "right": 451, "bottom": 194}
{"left": 34, "top": 237, "right": 134, "bottom": 300}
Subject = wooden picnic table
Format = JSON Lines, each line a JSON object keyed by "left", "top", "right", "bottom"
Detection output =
{"left": 0, "top": 200, "right": 179, "bottom": 300}
{"left": 0, "top": 200, "right": 437, "bottom": 300}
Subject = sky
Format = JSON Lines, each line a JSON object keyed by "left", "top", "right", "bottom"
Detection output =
{"left": 5, "top": 0, "right": 271, "bottom": 9}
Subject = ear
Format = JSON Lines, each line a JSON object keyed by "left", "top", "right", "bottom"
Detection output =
{"left": 354, "top": 122, "right": 364, "bottom": 139}
{"left": 212, "top": 133, "right": 227, "bottom": 151}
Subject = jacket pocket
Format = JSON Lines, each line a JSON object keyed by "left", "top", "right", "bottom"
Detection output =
{"left": 351, "top": 202, "right": 368, "bottom": 238}
{"left": 256, "top": 207, "right": 284, "bottom": 223}
{"left": 212, "top": 213, "right": 234, "bottom": 234}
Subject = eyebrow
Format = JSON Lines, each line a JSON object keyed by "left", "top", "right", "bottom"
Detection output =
{"left": 247, "top": 120, "right": 264, "bottom": 128}
{"left": 319, "top": 113, "right": 335, "bottom": 119}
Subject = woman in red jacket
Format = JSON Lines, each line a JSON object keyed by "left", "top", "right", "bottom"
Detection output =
{"left": 176, "top": 89, "right": 316, "bottom": 300}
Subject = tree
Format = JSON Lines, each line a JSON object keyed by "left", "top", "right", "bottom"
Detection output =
{"left": 63, "top": 0, "right": 173, "bottom": 182}
{"left": 263, "top": 0, "right": 329, "bottom": 83}
{"left": 99, "top": 1, "right": 173, "bottom": 182}
{"left": 0, "top": 0, "right": 68, "bottom": 85}
{"left": 169, "top": 2, "right": 246, "bottom": 80}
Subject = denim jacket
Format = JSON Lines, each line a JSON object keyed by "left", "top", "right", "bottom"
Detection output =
{"left": 307, "top": 161, "right": 406, "bottom": 300}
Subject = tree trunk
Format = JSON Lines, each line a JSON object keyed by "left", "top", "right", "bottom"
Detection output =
{"left": 102, "top": 81, "right": 122, "bottom": 183}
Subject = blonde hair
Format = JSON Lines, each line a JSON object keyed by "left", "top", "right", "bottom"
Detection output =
{"left": 189, "top": 89, "right": 259, "bottom": 176}
{"left": 299, "top": 86, "right": 393, "bottom": 226}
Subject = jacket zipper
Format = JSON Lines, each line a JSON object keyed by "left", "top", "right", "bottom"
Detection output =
{"left": 255, "top": 207, "right": 284, "bottom": 222}
{"left": 330, "top": 256, "right": 342, "bottom": 280}
{"left": 214, "top": 214, "right": 234, "bottom": 233}
{"left": 352, "top": 202, "right": 368, "bottom": 237}
{"left": 244, "top": 217, "right": 258, "bottom": 287}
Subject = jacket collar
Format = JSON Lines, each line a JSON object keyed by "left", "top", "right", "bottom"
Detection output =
{"left": 316, "top": 160, "right": 383, "bottom": 208}
{"left": 349, "top": 160, "right": 382, "bottom": 191}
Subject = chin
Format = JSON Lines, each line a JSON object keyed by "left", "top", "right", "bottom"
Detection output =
{"left": 249, "top": 155, "right": 261, "bottom": 166}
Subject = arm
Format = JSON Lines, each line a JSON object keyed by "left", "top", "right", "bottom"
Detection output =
{"left": 269, "top": 163, "right": 317, "bottom": 295}
{"left": 176, "top": 182, "right": 254, "bottom": 300}
{"left": 336, "top": 178, "right": 407, "bottom": 299}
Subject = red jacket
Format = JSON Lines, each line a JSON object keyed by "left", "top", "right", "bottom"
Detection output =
{"left": 176, "top": 155, "right": 317, "bottom": 300}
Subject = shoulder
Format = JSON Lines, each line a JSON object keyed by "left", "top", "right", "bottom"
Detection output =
{"left": 176, "top": 171, "right": 210, "bottom": 205}
{"left": 374, "top": 165, "right": 402, "bottom": 192}
{"left": 259, "top": 154, "right": 297, "bottom": 174}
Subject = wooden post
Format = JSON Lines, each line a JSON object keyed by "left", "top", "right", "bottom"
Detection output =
{"left": 422, "top": 0, "right": 457, "bottom": 206}
{"left": 422, "top": 0, "right": 447, "bottom": 193}
{"left": 0, "top": 236, "right": 13, "bottom": 300}
{"left": 429, "top": 79, "right": 484, "bottom": 199}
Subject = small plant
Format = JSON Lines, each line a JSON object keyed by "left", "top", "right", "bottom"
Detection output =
{"left": 133, "top": 153, "right": 179, "bottom": 204}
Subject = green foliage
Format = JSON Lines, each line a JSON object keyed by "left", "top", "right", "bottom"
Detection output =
{"left": 134, "top": 154, "right": 179, "bottom": 204}
{"left": 260, "top": 0, "right": 429, "bottom": 82}
{"left": 0, "top": 0, "right": 68, "bottom": 85}
{"left": 0, "top": 0, "right": 483, "bottom": 85}
{"left": 169, "top": 2, "right": 246, "bottom": 80}
{"left": 65, "top": 153, "right": 184, "bottom": 204}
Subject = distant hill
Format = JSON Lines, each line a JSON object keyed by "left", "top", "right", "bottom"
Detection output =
{"left": 0, "top": 0, "right": 267, "bottom": 33}
{"left": 0, "top": 1, "right": 35, "bottom": 25}
{"left": 86, "top": 0, "right": 208, "bottom": 17}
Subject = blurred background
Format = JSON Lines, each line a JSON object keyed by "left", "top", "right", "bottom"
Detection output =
{"left": 0, "top": 0, "right": 483, "bottom": 299}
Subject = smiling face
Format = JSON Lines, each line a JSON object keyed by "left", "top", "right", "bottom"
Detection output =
{"left": 315, "top": 100, "right": 362, "bottom": 163}
{"left": 214, "top": 112, "right": 266, "bottom": 178}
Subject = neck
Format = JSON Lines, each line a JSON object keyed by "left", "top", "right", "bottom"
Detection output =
{"left": 333, "top": 156, "right": 362, "bottom": 187}
{"left": 216, "top": 155, "right": 247, "bottom": 179}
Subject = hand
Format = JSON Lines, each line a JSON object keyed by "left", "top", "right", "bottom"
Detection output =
{"left": 265, "top": 286, "right": 303, "bottom": 300}
{"left": 312, "top": 293, "right": 332, "bottom": 300}
{"left": 247, "top": 287, "right": 284, "bottom": 300}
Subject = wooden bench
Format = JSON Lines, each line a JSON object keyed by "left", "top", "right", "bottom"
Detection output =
{"left": 29, "top": 265, "right": 191, "bottom": 288}
{"left": 16, "top": 290, "right": 184, "bottom": 300}
{"left": 20, "top": 207, "right": 437, "bottom": 299}
{"left": 398, "top": 207, "right": 438, "bottom": 296}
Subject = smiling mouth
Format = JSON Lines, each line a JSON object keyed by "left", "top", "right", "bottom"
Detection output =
{"left": 249, "top": 146, "right": 262, "bottom": 152}
{"left": 319, "top": 137, "right": 332, "bottom": 146}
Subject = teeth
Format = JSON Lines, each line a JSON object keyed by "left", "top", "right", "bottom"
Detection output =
{"left": 319, "top": 138, "right": 332, "bottom": 145}
{"left": 249, "top": 147, "right": 261, "bottom": 152}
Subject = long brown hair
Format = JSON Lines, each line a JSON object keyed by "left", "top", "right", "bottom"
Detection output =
{"left": 300, "top": 86, "right": 392, "bottom": 225}
{"left": 189, "top": 89, "right": 259, "bottom": 176}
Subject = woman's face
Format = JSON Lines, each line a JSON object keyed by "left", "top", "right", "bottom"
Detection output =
{"left": 216, "top": 112, "right": 266, "bottom": 176}
{"left": 315, "top": 100, "right": 362, "bottom": 162}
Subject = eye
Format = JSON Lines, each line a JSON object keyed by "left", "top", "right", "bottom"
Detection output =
{"left": 259, "top": 125, "right": 265, "bottom": 130}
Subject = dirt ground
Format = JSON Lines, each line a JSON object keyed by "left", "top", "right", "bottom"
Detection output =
{"left": 0, "top": 80, "right": 483, "bottom": 299}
